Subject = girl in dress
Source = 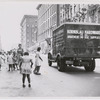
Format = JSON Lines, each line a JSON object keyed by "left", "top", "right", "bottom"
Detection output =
{"left": 21, "top": 52, "right": 33, "bottom": 88}
{"left": 33, "top": 47, "right": 43, "bottom": 75}
{"left": 12, "top": 52, "right": 18, "bottom": 70}
{"left": 0, "top": 52, "right": 5, "bottom": 71}
{"left": 7, "top": 52, "right": 14, "bottom": 71}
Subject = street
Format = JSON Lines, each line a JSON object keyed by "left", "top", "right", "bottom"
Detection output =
{"left": 0, "top": 55, "right": 100, "bottom": 97}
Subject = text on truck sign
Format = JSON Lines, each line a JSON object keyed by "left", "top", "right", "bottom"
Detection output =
{"left": 67, "top": 30, "right": 100, "bottom": 39}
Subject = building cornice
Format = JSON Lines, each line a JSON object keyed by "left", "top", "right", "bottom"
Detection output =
{"left": 20, "top": 15, "right": 38, "bottom": 26}
{"left": 36, "top": 4, "right": 42, "bottom": 10}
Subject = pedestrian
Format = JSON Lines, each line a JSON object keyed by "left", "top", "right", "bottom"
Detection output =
{"left": 33, "top": 47, "right": 43, "bottom": 75}
{"left": 12, "top": 51, "right": 18, "bottom": 70}
{"left": 2, "top": 53, "right": 6, "bottom": 63}
{"left": 7, "top": 52, "right": 13, "bottom": 71}
{"left": 20, "top": 52, "right": 33, "bottom": 88}
{"left": 0, "top": 52, "right": 5, "bottom": 71}
{"left": 17, "top": 44, "right": 24, "bottom": 72}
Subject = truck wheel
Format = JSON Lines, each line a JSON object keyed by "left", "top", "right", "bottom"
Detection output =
{"left": 84, "top": 60, "right": 95, "bottom": 72}
{"left": 48, "top": 60, "right": 52, "bottom": 66}
{"left": 57, "top": 58, "right": 65, "bottom": 72}
{"left": 48, "top": 53, "right": 52, "bottom": 66}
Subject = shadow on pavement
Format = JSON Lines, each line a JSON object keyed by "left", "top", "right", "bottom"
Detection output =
{"left": 50, "top": 65, "right": 100, "bottom": 77}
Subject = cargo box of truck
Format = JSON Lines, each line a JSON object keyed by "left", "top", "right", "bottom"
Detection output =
{"left": 48, "top": 22, "right": 100, "bottom": 72}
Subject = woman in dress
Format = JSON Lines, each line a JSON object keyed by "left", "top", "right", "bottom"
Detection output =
{"left": 21, "top": 52, "right": 33, "bottom": 88}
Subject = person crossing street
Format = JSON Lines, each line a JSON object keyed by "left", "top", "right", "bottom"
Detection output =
{"left": 33, "top": 47, "right": 43, "bottom": 75}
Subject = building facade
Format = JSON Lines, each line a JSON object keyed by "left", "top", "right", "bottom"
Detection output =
{"left": 37, "top": 4, "right": 100, "bottom": 53}
{"left": 20, "top": 15, "right": 38, "bottom": 52}
{"left": 59, "top": 4, "right": 89, "bottom": 25}
{"left": 0, "top": 36, "right": 2, "bottom": 51}
{"left": 37, "top": 4, "right": 91, "bottom": 53}
{"left": 37, "top": 4, "right": 59, "bottom": 53}
{"left": 59, "top": 4, "right": 100, "bottom": 24}
{"left": 87, "top": 4, "right": 100, "bottom": 23}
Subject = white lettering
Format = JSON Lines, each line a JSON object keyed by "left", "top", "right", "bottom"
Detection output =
{"left": 67, "top": 35, "right": 79, "bottom": 39}
{"left": 67, "top": 30, "right": 78, "bottom": 34}
{"left": 67, "top": 30, "right": 100, "bottom": 39}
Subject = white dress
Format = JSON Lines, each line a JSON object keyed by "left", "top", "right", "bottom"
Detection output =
{"left": 0, "top": 55, "right": 2, "bottom": 65}
{"left": 35, "top": 51, "right": 41, "bottom": 66}
{"left": 7, "top": 54, "right": 13, "bottom": 64}
{"left": 21, "top": 56, "right": 32, "bottom": 74}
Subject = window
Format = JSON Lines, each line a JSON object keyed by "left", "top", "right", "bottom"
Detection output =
{"left": 32, "top": 34, "right": 34, "bottom": 37}
{"left": 32, "top": 28, "right": 34, "bottom": 32}
{"left": 27, "top": 39, "right": 29, "bottom": 42}
{"left": 27, "top": 24, "right": 29, "bottom": 27}
{"left": 35, "top": 21, "right": 37, "bottom": 25}
{"left": 32, "top": 25, "right": 34, "bottom": 27}
{"left": 32, "top": 39, "right": 34, "bottom": 42}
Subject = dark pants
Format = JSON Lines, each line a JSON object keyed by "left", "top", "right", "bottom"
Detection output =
{"left": 22, "top": 74, "right": 30, "bottom": 85}
{"left": 13, "top": 64, "right": 18, "bottom": 70}
{"left": 9, "top": 64, "right": 13, "bottom": 71}
{"left": 34, "top": 66, "right": 40, "bottom": 73}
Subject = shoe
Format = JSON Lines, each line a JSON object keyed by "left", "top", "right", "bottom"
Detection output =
{"left": 33, "top": 70, "right": 36, "bottom": 74}
{"left": 36, "top": 73, "right": 41, "bottom": 75}
{"left": 23, "top": 84, "right": 26, "bottom": 88}
{"left": 28, "top": 84, "right": 31, "bottom": 88}
{"left": 34, "top": 71, "right": 37, "bottom": 74}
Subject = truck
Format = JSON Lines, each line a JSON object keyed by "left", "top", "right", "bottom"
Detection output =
{"left": 48, "top": 22, "right": 100, "bottom": 72}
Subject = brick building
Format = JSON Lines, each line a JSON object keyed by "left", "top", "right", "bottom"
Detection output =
{"left": 37, "top": 4, "right": 59, "bottom": 53}
{"left": 37, "top": 4, "right": 100, "bottom": 53}
{"left": 59, "top": 4, "right": 89, "bottom": 24}
{"left": 20, "top": 15, "right": 38, "bottom": 52}
{"left": 87, "top": 4, "right": 100, "bottom": 23}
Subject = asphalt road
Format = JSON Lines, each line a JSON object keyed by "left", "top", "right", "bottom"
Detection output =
{"left": 0, "top": 54, "right": 100, "bottom": 98}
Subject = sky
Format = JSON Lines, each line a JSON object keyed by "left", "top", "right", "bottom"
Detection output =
{"left": 0, "top": 1, "right": 38, "bottom": 51}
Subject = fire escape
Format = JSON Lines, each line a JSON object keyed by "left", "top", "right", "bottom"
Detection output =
{"left": 88, "top": 4, "right": 100, "bottom": 23}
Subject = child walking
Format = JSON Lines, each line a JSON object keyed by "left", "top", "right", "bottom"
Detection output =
{"left": 20, "top": 52, "right": 33, "bottom": 88}
{"left": 12, "top": 51, "right": 18, "bottom": 70}
{"left": 0, "top": 52, "right": 5, "bottom": 71}
{"left": 33, "top": 47, "right": 43, "bottom": 75}
{"left": 7, "top": 52, "right": 14, "bottom": 71}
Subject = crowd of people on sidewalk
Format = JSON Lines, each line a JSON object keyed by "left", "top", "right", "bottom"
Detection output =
{"left": 0, "top": 44, "right": 43, "bottom": 88}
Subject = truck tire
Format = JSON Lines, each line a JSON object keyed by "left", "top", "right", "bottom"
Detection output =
{"left": 48, "top": 53, "right": 52, "bottom": 66}
{"left": 84, "top": 60, "right": 95, "bottom": 72}
{"left": 48, "top": 60, "right": 52, "bottom": 66}
{"left": 57, "top": 58, "right": 65, "bottom": 72}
